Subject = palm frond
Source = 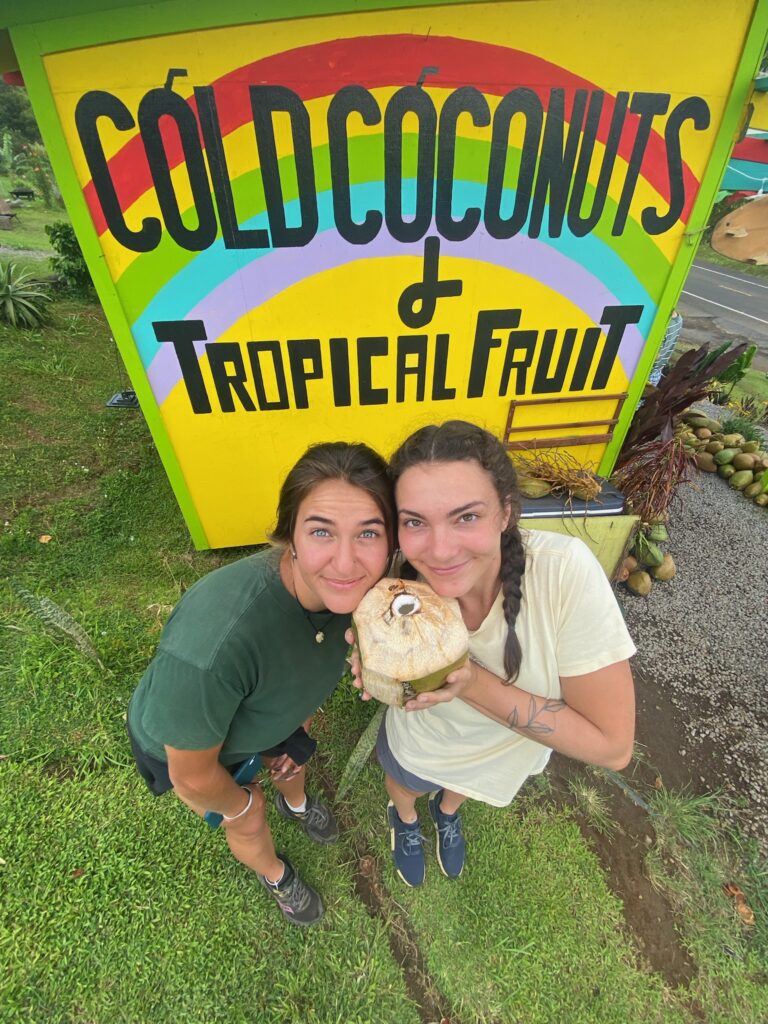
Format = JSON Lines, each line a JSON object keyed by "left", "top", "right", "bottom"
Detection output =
{"left": 10, "top": 582, "right": 108, "bottom": 672}
{"left": 335, "top": 703, "right": 386, "bottom": 801}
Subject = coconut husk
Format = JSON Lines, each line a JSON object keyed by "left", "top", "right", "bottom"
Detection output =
{"left": 353, "top": 579, "right": 469, "bottom": 706}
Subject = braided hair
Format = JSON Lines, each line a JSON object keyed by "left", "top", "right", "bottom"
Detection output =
{"left": 390, "top": 421, "right": 526, "bottom": 683}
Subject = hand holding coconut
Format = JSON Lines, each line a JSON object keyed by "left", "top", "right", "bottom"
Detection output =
{"left": 351, "top": 579, "right": 469, "bottom": 707}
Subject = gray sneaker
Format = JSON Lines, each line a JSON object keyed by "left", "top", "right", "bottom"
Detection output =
{"left": 275, "top": 792, "right": 339, "bottom": 844}
{"left": 257, "top": 855, "right": 323, "bottom": 926}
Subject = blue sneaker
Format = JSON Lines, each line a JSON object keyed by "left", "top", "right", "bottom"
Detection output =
{"left": 387, "top": 802, "right": 425, "bottom": 887}
{"left": 428, "top": 790, "right": 465, "bottom": 879}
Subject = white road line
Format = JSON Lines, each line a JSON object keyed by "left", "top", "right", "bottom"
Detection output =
{"left": 718, "top": 285, "right": 753, "bottom": 296}
{"left": 693, "top": 263, "right": 768, "bottom": 292}
{"left": 680, "top": 290, "right": 768, "bottom": 325}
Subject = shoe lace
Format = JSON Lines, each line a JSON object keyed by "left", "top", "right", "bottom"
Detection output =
{"left": 276, "top": 872, "right": 311, "bottom": 912}
{"left": 437, "top": 816, "right": 463, "bottom": 848}
{"left": 303, "top": 800, "right": 329, "bottom": 829}
{"left": 398, "top": 823, "right": 425, "bottom": 856}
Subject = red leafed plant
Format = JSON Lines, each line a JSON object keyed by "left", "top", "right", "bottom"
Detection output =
{"left": 619, "top": 341, "right": 748, "bottom": 454}
{"left": 611, "top": 437, "right": 694, "bottom": 525}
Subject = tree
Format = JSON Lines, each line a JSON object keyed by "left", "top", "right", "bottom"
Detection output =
{"left": 0, "top": 83, "right": 42, "bottom": 149}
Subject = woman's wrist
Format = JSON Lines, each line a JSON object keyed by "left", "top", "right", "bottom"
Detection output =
{"left": 221, "top": 786, "right": 253, "bottom": 821}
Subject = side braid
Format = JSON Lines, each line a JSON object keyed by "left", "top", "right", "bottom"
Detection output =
{"left": 499, "top": 526, "right": 526, "bottom": 682}
{"left": 391, "top": 419, "right": 527, "bottom": 680}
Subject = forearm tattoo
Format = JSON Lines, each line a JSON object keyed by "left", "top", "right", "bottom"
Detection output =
{"left": 506, "top": 694, "right": 566, "bottom": 735}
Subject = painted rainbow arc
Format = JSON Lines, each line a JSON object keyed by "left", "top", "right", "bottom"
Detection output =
{"left": 76, "top": 34, "right": 703, "bottom": 406}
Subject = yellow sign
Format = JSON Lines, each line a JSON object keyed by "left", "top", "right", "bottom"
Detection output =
{"left": 40, "top": 1, "right": 755, "bottom": 545}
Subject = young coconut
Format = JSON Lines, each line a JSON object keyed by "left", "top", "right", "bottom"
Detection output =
{"left": 352, "top": 579, "right": 469, "bottom": 706}
{"left": 626, "top": 570, "right": 652, "bottom": 596}
{"left": 650, "top": 553, "right": 676, "bottom": 581}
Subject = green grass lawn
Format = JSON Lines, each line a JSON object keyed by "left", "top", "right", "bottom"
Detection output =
{"left": 1, "top": 297, "right": 766, "bottom": 1023}
{"left": 0, "top": 171, "right": 68, "bottom": 253}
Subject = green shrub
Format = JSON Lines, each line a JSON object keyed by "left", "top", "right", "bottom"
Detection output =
{"left": 12, "top": 142, "right": 60, "bottom": 208}
{"left": 720, "top": 416, "right": 764, "bottom": 443}
{"left": 0, "top": 260, "right": 51, "bottom": 328}
{"left": 45, "top": 221, "right": 94, "bottom": 295}
{"left": 730, "top": 394, "right": 768, "bottom": 426}
{"left": 0, "top": 131, "right": 13, "bottom": 175}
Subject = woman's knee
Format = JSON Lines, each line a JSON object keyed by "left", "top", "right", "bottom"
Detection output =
{"left": 223, "top": 784, "right": 272, "bottom": 847}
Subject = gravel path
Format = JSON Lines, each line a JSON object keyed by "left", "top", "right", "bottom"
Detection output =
{"left": 616, "top": 421, "right": 768, "bottom": 851}
{"left": 0, "top": 246, "right": 51, "bottom": 259}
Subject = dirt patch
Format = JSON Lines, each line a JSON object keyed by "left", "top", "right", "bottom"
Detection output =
{"left": 549, "top": 755, "right": 698, "bottom": 994}
{"left": 543, "top": 655, "right": 747, "bottom": 1016}
{"left": 314, "top": 757, "right": 454, "bottom": 1024}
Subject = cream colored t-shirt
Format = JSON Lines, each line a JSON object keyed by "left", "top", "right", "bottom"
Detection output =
{"left": 384, "top": 530, "right": 636, "bottom": 806}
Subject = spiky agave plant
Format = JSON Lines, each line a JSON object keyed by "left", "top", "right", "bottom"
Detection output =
{"left": 0, "top": 260, "right": 51, "bottom": 328}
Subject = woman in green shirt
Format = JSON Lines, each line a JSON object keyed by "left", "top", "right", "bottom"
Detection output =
{"left": 128, "top": 441, "right": 394, "bottom": 926}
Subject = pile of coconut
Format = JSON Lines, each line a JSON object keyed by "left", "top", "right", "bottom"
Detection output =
{"left": 618, "top": 522, "right": 676, "bottom": 597}
{"left": 678, "top": 412, "right": 768, "bottom": 507}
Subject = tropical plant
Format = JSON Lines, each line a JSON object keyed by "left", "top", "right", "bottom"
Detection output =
{"left": 336, "top": 703, "right": 385, "bottom": 801}
{"left": 728, "top": 394, "right": 768, "bottom": 426}
{"left": 720, "top": 415, "right": 764, "bottom": 443}
{"left": 45, "top": 221, "right": 94, "bottom": 295}
{"left": 716, "top": 343, "right": 757, "bottom": 399}
{"left": 619, "top": 341, "right": 748, "bottom": 453}
{"left": 612, "top": 437, "right": 694, "bottom": 524}
{"left": 0, "top": 260, "right": 51, "bottom": 328}
{"left": 9, "top": 581, "right": 107, "bottom": 671}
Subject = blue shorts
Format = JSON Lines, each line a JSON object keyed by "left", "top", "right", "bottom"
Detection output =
{"left": 375, "top": 713, "right": 441, "bottom": 794}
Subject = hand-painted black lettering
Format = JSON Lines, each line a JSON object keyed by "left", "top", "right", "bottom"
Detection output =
{"left": 568, "top": 92, "right": 628, "bottom": 237}
{"left": 499, "top": 329, "right": 537, "bottom": 396}
{"left": 153, "top": 319, "right": 210, "bottom": 413}
{"left": 247, "top": 341, "right": 290, "bottom": 409}
{"left": 396, "top": 335, "right": 428, "bottom": 402}
{"left": 357, "top": 337, "right": 389, "bottom": 404}
{"left": 397, "top": 236, "right": 462, "bottom": 328}
{"left": 568, "top": 326, "right": 602, "bottom": 392}
{"left": 612, "top": 93, "right": 670, "bottom": 236}
{"left": 592, "top": 305, "right": 644, "bottom": 389}
{"left": 484, "top": 88, "right": 542, "bottom": 239}
{"left": 529, "top": 89, "right": 587, "bottom": 238}
{"left": 384, "top": 86, "right": 436, "bottom": 243}
{"left": 532, "top": 327, "right": 577, "bottom": 393}
{"left": 328, "top": 86, "right": 383, "bottom": 245}
{"left": 206, "top": 342, "right": 257, "bottom": 412}
{"left": 468, "top": 309, "right": 521, "bottom": 398}
{"left": 196, "top": 87, "right": 269, "bottom": 250}
{"left": 435, "top": 87, "right": 490, "bottom": 241}
{"left": 251, "top": 86, "right": 318, "bottom": 248}
{"left": 643, "top": 97, "right": 710, "bottom": 235}
{"left": 329, "top": 337, "right": 352, "bottom": 406}
{"left": 431, "top": 333, "right": 457, "bottom": 400}
{"left": 75, "top": 91, "right": 161, "bottom": 253}
{"left": 138, "top": 88, "right": 217, "bottom": 251}
{"left": 287, "top": 339, "right": 323, "bottom": 408}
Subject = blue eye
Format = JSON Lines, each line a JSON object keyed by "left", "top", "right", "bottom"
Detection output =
{"left": 401, "top": 518, "right": 423, "bottom": 529}
{"left": 360, "top": 529, "right": 380, "bottom": 539}
{"left": 311, "top": 528, "right": 331, "bottom": 538}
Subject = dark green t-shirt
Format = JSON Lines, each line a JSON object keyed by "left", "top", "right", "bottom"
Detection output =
{"left": 128, "top": 550, "right": 351, "bottom": 764}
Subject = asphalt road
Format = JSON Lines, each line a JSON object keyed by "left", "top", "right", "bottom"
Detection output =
{"left": 677, "top": 260, "right": 768, "bottom": 354}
